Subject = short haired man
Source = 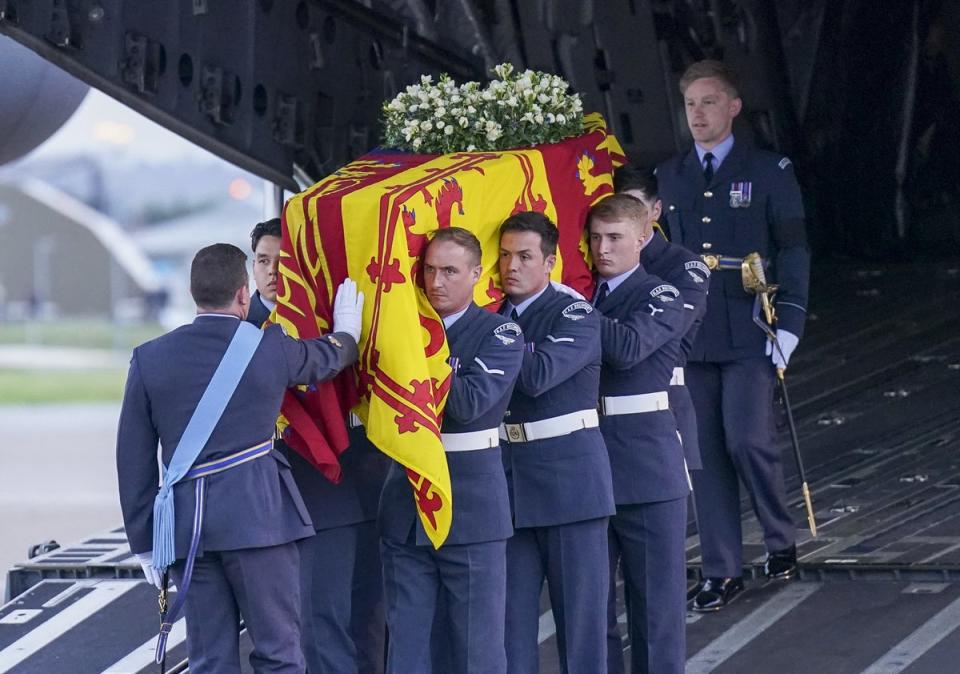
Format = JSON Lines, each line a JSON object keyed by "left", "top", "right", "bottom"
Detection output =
{"left": 588, "top": 194, "right": 690, "bottom": 674}
{"left": 117, "top": 243, "right": 364, "bottom": 673}
{"left": 378, "top": 227, "right": 523, "bottom": 674}
{"left": 657, "top": 59, "right": 811, "bottom": 611}
{"left": 498, "top": 211, "right": 615, "bottom": 674}
{"left": 249, "top": 218, "right": 282, "bottom": 326}
{"left": 246, "top": 222, "right": 389, "bottom": 673}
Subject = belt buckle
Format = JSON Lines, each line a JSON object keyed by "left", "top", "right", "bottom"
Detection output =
{"left": 504, "top": 423, "right": 526, "bottom": 443}
{"left": 701, "top": 254, "right": 719, "bottom": 270}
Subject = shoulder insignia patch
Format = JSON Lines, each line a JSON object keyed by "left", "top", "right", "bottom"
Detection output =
{"left": 779, "top": 157, "right": 792, "bottom": 170}
{"left": 494, "top": 321, "right": 522, "bottom": 345}
{"left": 561, "top": 301, "right": 594, "bottom": 321}
{"left": 650, "top": 284, "right": 680, "bottom": 302}
{"left": 684, "top": 260, "right": 711, "bottom": 276}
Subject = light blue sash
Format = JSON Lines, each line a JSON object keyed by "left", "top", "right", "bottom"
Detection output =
{"left": 151, "top": 320, "right": 263, "bottom": 572}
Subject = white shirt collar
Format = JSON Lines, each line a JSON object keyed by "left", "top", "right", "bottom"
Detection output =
{"left": 195, "top": 312, "right": 240, "bottom": 320}
{"left": 260, "top": 295, "right": 276, "bottom": 312}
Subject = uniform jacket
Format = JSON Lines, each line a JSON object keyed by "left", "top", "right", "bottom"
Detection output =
{"left": 117, "top": 315, "right": 358, "bottom": 557}
{"left": 248, "top": 290, "right": 272, "bottom": 327}
{"left": 500, "top": 286, "right": 615, "bottom": 528}
{"left": 379, "top": 303, "right": 523, "bottom": 546}
{"left": 242, "top": 314, "right": 390, "bottom": 532}
{"left": 657, "top": 141, "right": 810, "bottom": 362}
{"left": 596, "top": 265, "right": 690, "bottom": 504}
{"left": 642, "top": 233, "right": 710, "bottom": 468}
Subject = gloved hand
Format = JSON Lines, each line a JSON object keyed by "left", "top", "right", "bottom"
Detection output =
{"left": 136, "top": 551, "right": 163, "bottom": 589}
{"left": 550, "top": 280, "right": 585, "bottom": 301}
{"left": 333, "top": 278, "right": 365, "bottom": 343}
{"left": 765, "top": 329, "right": 799, "bottom": 370}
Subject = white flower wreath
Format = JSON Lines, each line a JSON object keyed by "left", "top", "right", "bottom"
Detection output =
{"left": 381, "top": 63, "right": 585, "bottom": 154}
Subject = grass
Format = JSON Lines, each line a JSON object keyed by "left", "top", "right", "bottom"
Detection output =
{"left": 0, "top": 320, "right": 164, "bottom": 351}
{"left": 0, "top": 369, "right": 128, "bottom": 404}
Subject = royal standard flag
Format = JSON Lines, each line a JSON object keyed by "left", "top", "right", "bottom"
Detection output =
{"left": 275, "top": 113, "right": 624, "bottom": 548}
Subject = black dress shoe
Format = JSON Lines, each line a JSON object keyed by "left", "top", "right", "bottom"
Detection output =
{"left": 692, "top": 577, "right": 744, "bottom": 612}
{"left": 687, "top": 578, "right": 705, "bottom": 602}
{"left": 764, "top": 545, "right": 798, "bottom": 580}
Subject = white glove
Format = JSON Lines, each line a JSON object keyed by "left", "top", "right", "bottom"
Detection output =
{"left": 550, "top": 280, "right": 585, "bottom": 301}
{"left": 136, "top": 551, "right": 163, "bottom": 589}
{"left": 765, "top": 329, "right": 799, "bottom": 370}
{"left": 333, "top": 278, "right": 364, "bottom": 343}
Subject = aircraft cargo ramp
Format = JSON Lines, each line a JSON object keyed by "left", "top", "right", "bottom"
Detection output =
{"left": 3, "top": 259, "right": 959, "bottom": 673}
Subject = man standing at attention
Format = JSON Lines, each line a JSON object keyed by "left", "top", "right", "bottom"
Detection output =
{"left": 498, "top": 212, "right": 615, "bottom": 674}
{"left": 378, "top": 227, "right": 523, "bottom": 674}
{"left": 246, "top": 219, "right": 389, "bottom": 673}
{"left": 657, "top": 59, "right": 811, "bottom": 611}
{"left": 117, "top": 243, "right": 364, "bottom": 672}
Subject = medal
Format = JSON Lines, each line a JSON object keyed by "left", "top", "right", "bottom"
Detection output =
{"left": 730, "top": 181, "right": 752, "bottom": 208}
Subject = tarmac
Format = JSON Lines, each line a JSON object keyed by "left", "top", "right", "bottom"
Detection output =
{"left": 0, "top": 403, "right": 121, "bottom": 600}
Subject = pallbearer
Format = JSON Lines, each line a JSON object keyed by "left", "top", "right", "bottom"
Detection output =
{"left": 588, "top": 195, "right": 689, "bottom": 674}
{"left": 498, "top": 212, "right": 615, "bottom": 674}
{"left": 378, "top": 227, "right": 523, "bottom": 674}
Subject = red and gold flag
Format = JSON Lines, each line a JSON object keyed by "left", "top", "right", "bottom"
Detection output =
{"left": 275, "top": 113, "right": 624, "bottom": 548}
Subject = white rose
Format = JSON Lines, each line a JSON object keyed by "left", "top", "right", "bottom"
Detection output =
{"left": 436, "top": 120, "right": 445, "bottom": 129}
{"left": 409, "top": 104, "right": 419, "bottom": 113}
{"left": 436, "top": 106, "right": 446, "bottom": 117}
{"left": 459, "top": 116, "right": 469, "bottom": 128}
{"left": 412, "top": 137, "right": 422, "bottom": 149}
{"left": 421, "top": 120, "right": 433, "bottom": 131}
{"left": 535, "top": 113, "right": 544, "bottom": 124}
{"left": 556, "top": 113, "right": 566, "bottom": 124}
{"left": 538, "top": 93, "right": 549, "bottom": 104}
{"left": 444, "top": 125, "right": 454, "bottom": 135}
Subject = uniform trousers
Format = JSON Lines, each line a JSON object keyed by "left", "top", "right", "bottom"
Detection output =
{"left": 505, "top": 517, "right": 609, "bottom": 674}
{"left": 299, "top": 521, "right": 385, "bottom": 674}
{"left": 606, "top": 499, "right": 687, "bottom": 674}
{"left": 687, "top": 358, "right": 796, "bottom": 577}
{"left": 171, "top": 542, "right": 304, "bottom": 674}
{"left": 381, "top": 537, "right": 507, "bottom": 674}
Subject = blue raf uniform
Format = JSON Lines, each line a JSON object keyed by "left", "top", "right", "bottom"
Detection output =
{"left": 642, "top": 231, "right": 710, "bottom": 470}
{"left": 378, "top": 302, "right": 523, "bottom": 674}
{"left": 594, "top": 266, "right": 690, "bottom": 674}
{"left": 247, "top": 290, "right": 272, "bottom": 327}
{"left": 500, "top": 286, "right": 615, "bottom": 674}
{"left": 245, "top": 318, "right": 389, "bottom": 674}
{"left": 117, "top": 314, "right": 358, "bottom": 673}
{"left": 606, "top": 231, "right": 709, "bottom": 673}
{"left": 657, "top": 137, "right": 810, "bottom": 579}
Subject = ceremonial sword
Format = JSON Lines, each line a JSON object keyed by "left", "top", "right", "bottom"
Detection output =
{"left": 742, "top": 253, "right": 818, "bottom": 538}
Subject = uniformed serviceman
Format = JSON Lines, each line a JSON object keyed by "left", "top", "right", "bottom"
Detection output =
{"left": 117, "top": 243, "right": 364, "bottom": 673}
{"left": 246, "top": 224, "right": 388, "bottom": 674}
{"left": 657, "top": 59, "right": 811, "bottom": 611}
{"left": 498, "top": 212, "right": 615, "bottom": 674}
{"left": 605, "top": 168, "right": 712, "bottom": 671}
{"left": 248, "top": 218, "right": 282, "bottom": 326}
{"left": 378, "top": 227, "right": 523, "bottom": 674}
{"left": 587, "top": 194, "right": 690, "bottom": 674}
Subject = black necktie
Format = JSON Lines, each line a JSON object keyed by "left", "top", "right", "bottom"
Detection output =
{"left": 594, "top": 282, "right": 609, "bottom": 306}
{"left": 703, "top": 152, "right": 715, "bottom": 184}
{"left": 510, "top": 308, "right": 519, "bottom": 321}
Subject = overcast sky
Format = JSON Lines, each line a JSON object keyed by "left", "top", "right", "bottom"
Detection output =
{"left": 31, "top": 88, "right": 220, "bottom": 165}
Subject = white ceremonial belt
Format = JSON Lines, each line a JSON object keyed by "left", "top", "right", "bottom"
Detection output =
{"left": 670, "top": 367, "right": 685, "bottom": 386}
{"left": 348, "top": 412, "right": 364, "bottom": 428}
{"left": 442, "top": 428, "right": 499, "bottom": 452}
{"left": 599, "top": 391, "right": 669, "bottom": 416}
{"left": 499, "top": 409, "right": 599, "bottom": 444}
